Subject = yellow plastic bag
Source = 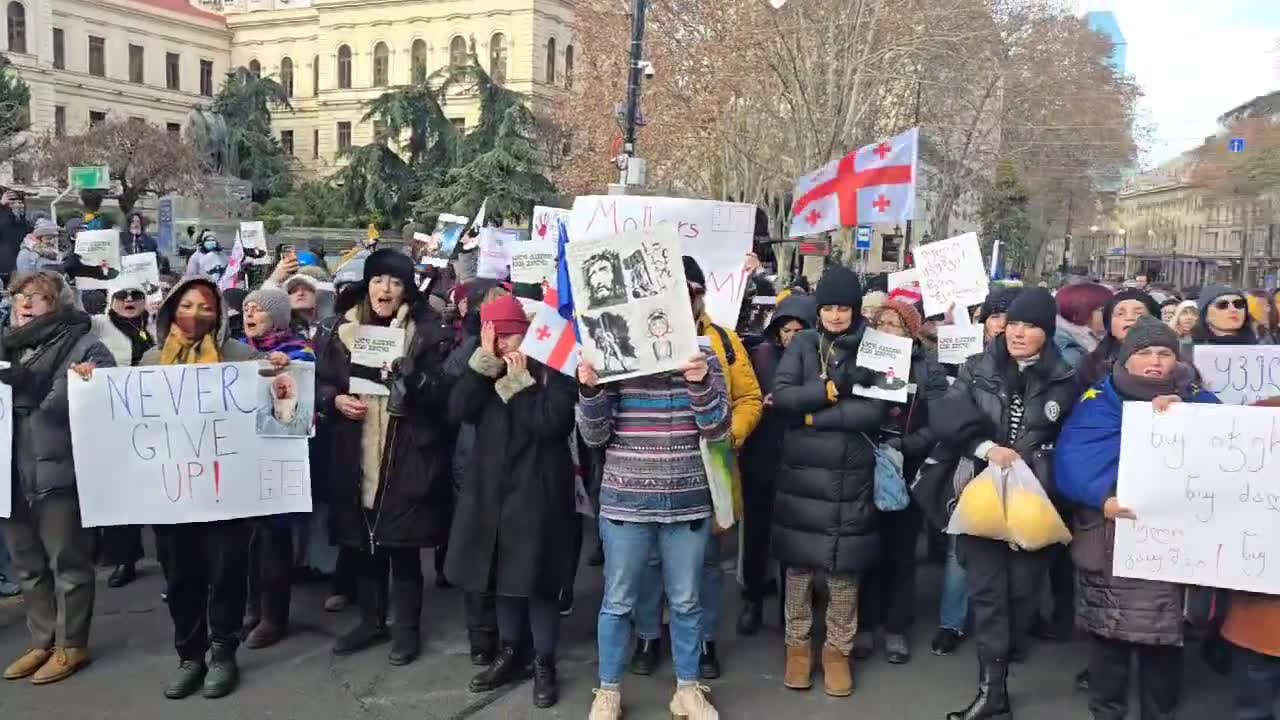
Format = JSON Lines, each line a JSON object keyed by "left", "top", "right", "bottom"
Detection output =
{"left": 946, "top": 468, "right": 1009, "bottom": 541}
{"left": 1003, "top": 459, "right": 1071, "bottom": 551}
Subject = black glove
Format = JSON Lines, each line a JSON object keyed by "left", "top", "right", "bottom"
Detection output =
{"left": 836, "top": 366, "right": 877, "bottom": 396}
{"left": 348, "top": 364, "right": 384, "bottom": 384}
{"left": 0, "top": 363, "right": 32, "bottom": 387}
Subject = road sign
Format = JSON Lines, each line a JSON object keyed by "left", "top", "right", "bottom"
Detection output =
{"left": 1230, "top": 138, "right": 1245, "bottom": 153}
{"left": 855, "top": 225, "right": 872, "bottom": 250}
{"left": 798, "top": 240, "right": 830, "bottom": 256}
{"left": 68, "top": 165, "right": 110, "bottom": 190}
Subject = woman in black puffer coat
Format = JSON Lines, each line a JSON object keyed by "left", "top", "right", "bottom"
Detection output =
{"left": 771, "top": 265, "right": 885, "bottom": 697}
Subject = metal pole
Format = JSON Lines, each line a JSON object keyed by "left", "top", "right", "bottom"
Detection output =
{"left": 1061, "top": 191, "right": 1073, "bottom": 278}
{"left": 49, "top": 185, "right": 73, "bottom": 222}
{"left": 619, "top": 0, "right": 648, "bottom": 186}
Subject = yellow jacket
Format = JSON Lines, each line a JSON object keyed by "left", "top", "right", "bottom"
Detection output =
{"left": 698, "top": 314, "right": 763, "bottom": 448}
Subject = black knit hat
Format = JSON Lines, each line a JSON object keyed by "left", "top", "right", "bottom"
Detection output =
{"left": 979, "top": 286, "right": 1021, "bottom": 322}
{"left": 1006, "top": 287, "right": 1057, "bottom": 335}
{"left": 682, "top": 255, "right": 706, "bottom": 288}
{"left": 1115, "top": 315, "right": 1179, "bottom": 369}
{"left": 1103, "top": 289, "right": 1160, "bottom": 335}
{"left": 814, "top": 265, "right": 863, "bottom": 313}
{"left": 363, "top": 248, "right": 419, "bottom": 300}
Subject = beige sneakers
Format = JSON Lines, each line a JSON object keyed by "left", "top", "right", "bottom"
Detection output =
{"left": 589, "top": 686, "right": 623, "bottom": 720}
{"left": 4, "top": 648, "right": 52, "bottom": 680}
{"left": 31, "top": 647, "right": 91, "bottom": 685}
{"left": 783, "top": 643, "right": 812, "bottom": 690}
{"left": 670, "top": 683, "right": 719, "bottom": 720}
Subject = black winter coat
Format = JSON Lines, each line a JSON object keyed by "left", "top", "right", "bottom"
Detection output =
{"left": 0, "top": 208, "right": 29, "bottom": 276}
{"left": 315, "top": 296, "right": 457, "bottom": 549}
{"left": 882, "top": 344, "right": 949, "bottom": 483}
{"left": 929, "top": 336, "right": 1080, "bottom": 493}
{"left": 444, "top": 349, "right": 577, "bottom": 599}
{"left": 771, "top": 326, "right": 886, "bottom": 574}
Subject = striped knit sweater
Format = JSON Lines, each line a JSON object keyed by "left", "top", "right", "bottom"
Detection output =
{"left": 576, "top": 357, "right": 731, "bottom": 524}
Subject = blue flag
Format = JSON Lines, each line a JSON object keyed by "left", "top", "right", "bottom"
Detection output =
{"left": 556, "top": 221, "right": 578, "bottom": 339}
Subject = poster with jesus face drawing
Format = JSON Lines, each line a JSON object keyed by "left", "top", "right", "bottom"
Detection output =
{"left": 566, "top": 225, "right": 698, "bottom": 383}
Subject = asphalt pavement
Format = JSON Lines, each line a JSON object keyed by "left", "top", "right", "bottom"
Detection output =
{"left": 0, "top": 542, "right": 1233, "bottom": 719}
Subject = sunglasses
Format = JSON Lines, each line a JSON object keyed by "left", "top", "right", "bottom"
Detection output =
{"left": 1213, "top": 298, "right": 1247, "bottom": 311}
{"left": 113, "top": 290, "right": 146, "bottom": 301}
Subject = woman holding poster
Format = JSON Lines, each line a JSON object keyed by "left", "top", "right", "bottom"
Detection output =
{"left": 315, "top": 249, "right": 456, "bottom": 668}
{"left": 930, "top": 288, "right": 1079, "bottom": 720}
{"left": 1055, "top": 316, "right": 1218, "bottom": 720}
{"left": 0, "top": 271, "right": 114, "bottom": 685}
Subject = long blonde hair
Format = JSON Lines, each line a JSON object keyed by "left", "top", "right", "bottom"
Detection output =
{"left": 1168, "top": 299, "right": 1198, "bottom": 338}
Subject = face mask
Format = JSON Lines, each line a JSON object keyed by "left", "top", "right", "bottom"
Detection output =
{"left": 203, "top": 241, "right": 217, "bottom": 252}
{"left": 174, "top": 314, "right": 216, "bottom": 338}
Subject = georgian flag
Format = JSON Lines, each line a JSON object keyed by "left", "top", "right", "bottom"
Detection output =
{"left": 788, "top": 127, "right": 919, "bottom": 238}
{"left": 788, "top": 156, "right": 843, "bottom": 237}
{"left": 520, "top": 222, "right": 580, "bottom": 376}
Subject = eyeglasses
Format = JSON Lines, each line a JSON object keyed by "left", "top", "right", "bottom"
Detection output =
{"left": 113, "top": 290, "right": 145, "bottom": 301}
{"left": 1214, "top": 298, "right": 1247, "bottom": 311}
{"left": 12, "top": 292, "right": 50, "bottom": 305}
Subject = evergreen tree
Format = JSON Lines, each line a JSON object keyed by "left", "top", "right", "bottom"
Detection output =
{"left": 204, "top": 67, "right": 295, "bottom": 201}
{"left": 979, "top": 160, "right": 1032, "bottom": 272}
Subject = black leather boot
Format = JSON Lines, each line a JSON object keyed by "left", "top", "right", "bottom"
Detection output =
{"left": 629, "top": 637, "right": 660, "bottom": 675}
{"left": 946, "top": 659, "right": 1011, "bottom": 720}
{"left": 699, "top": 641, "right": 722, "bottom": 679}
{"left": 469, "top": 645, "right": 530, "bottom": 692}
{"left": 737, "top": 599, "right": 763, "bottom": 636}
{"left": 333, "top": 573, "right": 388, "bottom": 656}
{"left": 387, "top": 576, "right": 422, "bottom": 665}
{"left": 532, "top": 655, "right": 558, "bottom": 708}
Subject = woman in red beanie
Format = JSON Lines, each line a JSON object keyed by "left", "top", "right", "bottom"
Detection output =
{"left": 446, "top": 295, "right": 577, "bottom": 709}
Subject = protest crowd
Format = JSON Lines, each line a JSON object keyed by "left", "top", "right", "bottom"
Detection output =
{"left": 0, "top": 178, "right": 1278, "bottom": 720}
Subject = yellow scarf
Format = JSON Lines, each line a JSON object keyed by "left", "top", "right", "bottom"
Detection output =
{"left": 158, "top": 325, "right": 222, "bottom": 365}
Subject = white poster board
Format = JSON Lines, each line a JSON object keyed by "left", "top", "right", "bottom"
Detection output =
{"left": 476, "top": 227, "right": 517, "bottom": 280}
{"left": 1114, "top": 401, "right": 1280, "bottom": 593}
{"left": 568, "top": 195, "right": 755, "bottom": 329}
{"left": 69, "top": 362, "right": 311, "bottom": 526}
{"left": 914, "top": 232, "right": 990, "bottom": 318}
{"left": 937, "top": 325, "right": 984, "bottom": 365}
{"left": 349, "top": 326, "right": 405, "bottom": 396}
{"left": 239, "top": 221, "right": 266, "bottom": 250}
{"left": 1193, "top": 346, "right": 1280, "bottom": 405}
{"left": 565, "top": 225, "right": 698, "bottom": 383}
{"left": 532, "top": 205, "right": 570, "bottom": 243}
{"left": 74, "top": 229, "right": 123, "bottom": 290}
{"left": 0, "top": 381, "right": 11, "bottom": 519}
{"left": 511, "top": 239, "right": 558, "bottom": 287}
{"left": 111, "top": 251, "right": 163, "bottom": 302}
{"left": 852, "top": 328, "right": 913, "bottom": 402}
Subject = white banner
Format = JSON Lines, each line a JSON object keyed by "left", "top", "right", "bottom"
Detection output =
{"left": 74, "top": 229, "right": 123, "bottom": 290}
{"left": 937, "top": 325, "right": 984, "bottom": 364}
{"left": 914, "top": 232, "right": 990, "bottom": 318}
{"left": 476, "top": 227, "right": 517, "bottom": 280}
{"left": 349, "top": 326, "right": 404, "bottom": 396}
{"left": 568, "top": 195, "right": 756, "bottom": 329}
{"left": 111, "top": 251, "right": 163, "bottom": 302}
{"left": 852, "top": 328, "right": 913, "bottom": 402}
{"left": 532, "top": 205, "right": 570, "bottom": 243}
{"left": 511, "top": 239, "right": 558, "bottom": 287}
{"left": 239, "top": 221, "right": 266, "bottom": 250}
{"left": 1193, "top": 345, "right": 1280, "bottom": 405}
{"left": 1114, "top": 401, "right": 1280, "bottom": 593}
{"left": 69, "top": 362, "right": 311, "bottom": 527}
{"left": 0, "top": 380, "right": 11, "bottom": 518}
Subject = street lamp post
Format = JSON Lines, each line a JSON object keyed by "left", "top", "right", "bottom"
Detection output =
{"left": 1117, "top": 227, "right": 1127, "bottom": 280}
{"left": 618, "top": 0, "right": 649, "bottom": 187}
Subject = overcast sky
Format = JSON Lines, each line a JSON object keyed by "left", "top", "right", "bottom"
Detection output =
{"left": 1079, "top": 0, "right": 1280, "bottom": 166}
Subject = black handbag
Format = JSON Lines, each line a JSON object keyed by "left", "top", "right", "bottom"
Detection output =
{"left": 910, "top": 450, "right": 962, "bottom": 532}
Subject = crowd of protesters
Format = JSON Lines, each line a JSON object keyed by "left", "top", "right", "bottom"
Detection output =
{"left": 0, "top": 195, "right": 1277, "bottom": 720}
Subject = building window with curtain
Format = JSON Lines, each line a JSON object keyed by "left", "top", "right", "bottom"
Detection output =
{"left": 545, "top": 38, "right": 556, "bottom": 84}
{"left": 248, "top": 59, "right": 261, "bottom": 78}
{"left": 7, "top": 2, "right": 25, "bottom": 54}
{"left": 372, "top": 42, "right": 388, "bottom": 86}
{"left": 312, "top": 128, "right": 319, "bottom": 159}
{"left": 129, "top": 44, "right": 144, "bottom": 83}
{"left": 166, "top": 52, "right": 180, "bottom": 90}
{"left": 337, "top": 121, "right": 351, "bottom": 152}
{"left": 489, "top": 33, "right": 507, "bottom": 84}
{"left": 312, "top": 55, "right": 319, "bottom": 95}
{"left": 449, "top": 36, "right": 467, "bottom": 71}
{"left": 337, "top": 45, "right": 352, "bottom": 89}
{"left": 52, "top": 27, "right": 64, "bottom": 68}
{"left": 200, "top": 59, "right": 213, "bottom": 96}
{"left": 281, "top": 130, "right": 293, "bottom": 156}
{"left": 565, "top": 44, "right": 574, "bottom": 89}
{"left": 54, "top": 105, "right": 65, "bottom": 137}
{"left": 280, "top": 56, "right": 293, "bottom": 97}
{"left": 411, "top": 39, "right": 426, "bottom": 83}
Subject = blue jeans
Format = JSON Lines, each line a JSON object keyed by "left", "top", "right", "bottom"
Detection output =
{"left": 1235, "top": 646, "right": 1280, "bottom": 720}
{"left": 635, "top": 531, "right": 721, "bottom": 643}
{"left": 940, "top": 536, "right": 969, "bottom": 633}
{"left": 597, "top": 517, "right": 710, "bottom": 685}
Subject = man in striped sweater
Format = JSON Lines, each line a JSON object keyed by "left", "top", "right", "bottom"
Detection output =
{"left": 578, "top": 349, "right": 730, "bottom": 720}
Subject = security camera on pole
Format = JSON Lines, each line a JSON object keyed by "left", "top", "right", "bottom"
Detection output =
{"left": 615, "top": 0, "right": 650, "bottom": 192}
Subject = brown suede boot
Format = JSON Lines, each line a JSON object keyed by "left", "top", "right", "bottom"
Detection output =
{"left": 822, "top": 643, "right": 853, "bottom": 697}
{"left": 783, "top": 643, "right": 812, "bottom": 690}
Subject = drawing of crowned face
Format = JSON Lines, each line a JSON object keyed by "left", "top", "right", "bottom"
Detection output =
{"left": 586, "top": 259, "right": 615, "bottom": 301}
{"left": 649, "top": 316, "right": 669, "bottom": 336}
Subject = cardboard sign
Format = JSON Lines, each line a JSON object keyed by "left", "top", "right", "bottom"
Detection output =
{"left": 476, "top": 227, "right": 518, "bottom": 280}
{"left": 511, "top": 239, "right": 558, "bottom": 287}
{"left": 852, "top": 327, "right": 913, "bottom": 402}
{"left": 74, "top": 229, "right": 122, "bottom": 290}
{"left": 1193, "top": 346, "right": 1280, "bottom": 405}
{"left": 914, "top": 232, "right": 990, "bottom": 318}
{"left": 565, "top": 225, "right": 698, "bottom": 383}
{"left": 69, "top": 362, "right": 311, "bottom": 526}
{"left": 936, "top": 325, "right": 984, "bottom": 364}
{"left": 111, "top": 252, "right": 163, "bottom": 302}
{"left": 349, "top": 326, "right": 405, "bottom": 396}
{"left": 568, "top": 195, "right": 756, "bottom": 329}
{"left": 239, "top": 221, "right": 266, "bottom": 250}
{"left": 1114, "top": 401, "right": 1280, "bottom": 593}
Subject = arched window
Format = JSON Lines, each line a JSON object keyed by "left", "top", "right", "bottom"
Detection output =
{"left": 545, "top": 38, "right": 556, "bottom": 84}
{"left": 6, "top": 1, "right": 24, "bottom": 54}
{"left": 312, "top": 54, "right": 319, "bottom": 95}
{"left": 564, "top": 44, "right": 574, "bottom": 89}
{"left": 411, "top": 39, "right": 427, "bottom": 83}
{"left": 248, "top": 59, "right": 261, "bottom": 78}
{"left": 449, "top": 35, "right": 467, "bottom": 69}
{"left": 336, "top": 44, "right": 352, "bottom": 89}
{"left": 372, "top": 42, "right": 389, "bottom": 86}
{"left": 280, "top": 56, "right": 293, "bottom": 97}
{"left": 489, "top": 33, "right": 507, "bottom": 84}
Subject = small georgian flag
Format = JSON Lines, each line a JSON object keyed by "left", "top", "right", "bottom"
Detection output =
{"left": 521, "top": 303, "right": 580, "bottom": 376}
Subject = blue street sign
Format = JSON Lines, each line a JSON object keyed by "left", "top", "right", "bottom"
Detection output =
{"left": 855, "top": 225, "right": 872, "bottom": 250}
{"left": 1230, "top": 138, "right": 1245, "bottom": 153}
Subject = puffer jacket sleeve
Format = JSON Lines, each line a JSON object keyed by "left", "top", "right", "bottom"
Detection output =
{"left": 930, "top": 357, "right": 997, "bottom": 457}
{"left": 772, "top": 334, "right": 830, "bottom": 414}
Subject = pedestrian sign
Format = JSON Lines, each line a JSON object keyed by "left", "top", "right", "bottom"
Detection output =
{"left": 68, "top": 165, "right": 110, "bottom": 190}
{"left": 1230, "top": 138, "right": 1245, "bottom": 153}
{"left": 855, "top": 225, "right": 872, "bottom": 250}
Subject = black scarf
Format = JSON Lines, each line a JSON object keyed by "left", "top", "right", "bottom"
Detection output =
{"left": 1192, "top": 323, "right": 1257, "bottom": 345}
{"left": 2, "top": 307, "right": 92, "bottom": 410}
{"left": 1112, "top": 362, "right": 1197, "bottom": 402}
{"left": 108, "top": 309, "right": 153, "bottom": 366}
